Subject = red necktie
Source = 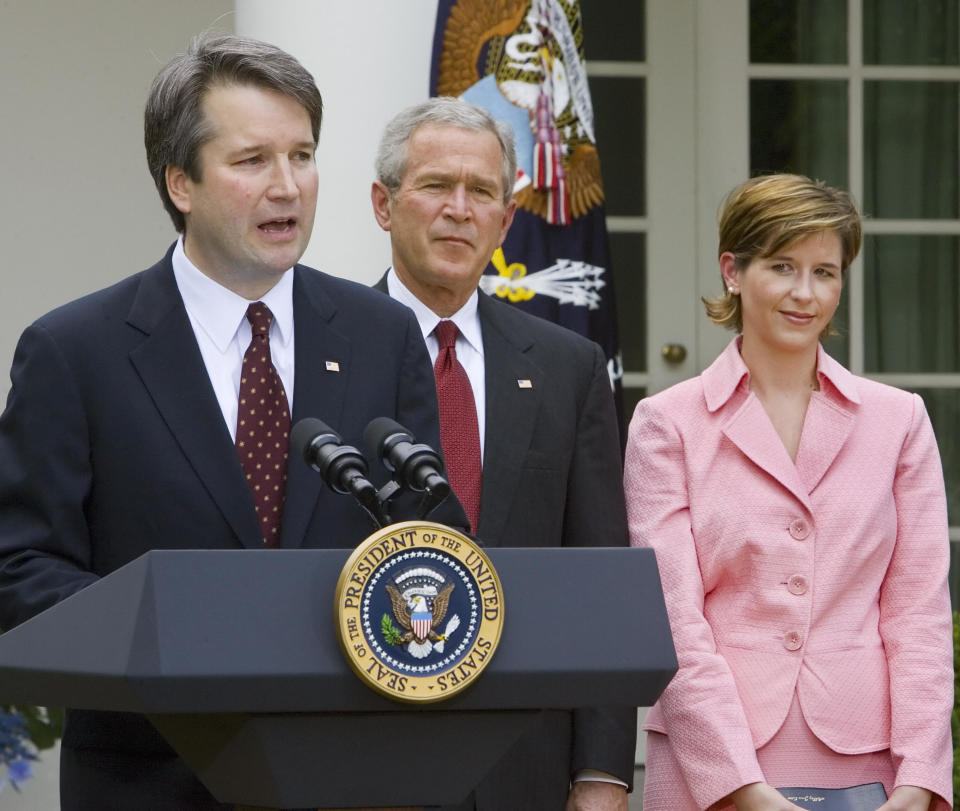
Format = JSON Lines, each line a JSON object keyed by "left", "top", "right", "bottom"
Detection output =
{"left": 236, "top": 302, "right": 290, "bottom": 547}
{"left": 433, "top": 320, "right": 482, "bottom": 532}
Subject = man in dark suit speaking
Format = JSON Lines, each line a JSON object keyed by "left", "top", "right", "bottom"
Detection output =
{"left": 0, "top": 35, "right": 462, "bottom": 810}
{"left": 371, "top": 97, "right": 636, "bottom": 811}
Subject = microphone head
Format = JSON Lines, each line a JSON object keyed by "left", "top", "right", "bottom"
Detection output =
{"left": 291, "top": 417, "right": 340, "bottom": 462}
{"left": 363, "top": 416, "right": 413, "bottom": 459}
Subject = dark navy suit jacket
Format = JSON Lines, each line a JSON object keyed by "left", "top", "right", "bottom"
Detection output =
{"left": 0, "top": 247, "right": 464, "bottom": 809}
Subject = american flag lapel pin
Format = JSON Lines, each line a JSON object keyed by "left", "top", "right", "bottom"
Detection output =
{"left": 517, "top": 379, "right": 532, "bottom": 389}
{"left": 325, "top": 360, "right": 340, "bottom": 372}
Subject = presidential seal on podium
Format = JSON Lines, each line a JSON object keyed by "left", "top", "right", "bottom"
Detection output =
{"left": 334, "top": 521, "right": 505, "bottom": 703}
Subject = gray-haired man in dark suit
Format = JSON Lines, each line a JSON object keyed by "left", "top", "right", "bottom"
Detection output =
{"left": 371, "top": 96, "right": 636, "bottom": 811}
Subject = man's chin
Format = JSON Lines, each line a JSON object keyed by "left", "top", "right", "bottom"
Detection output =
{"left": 253, "top": 245, "right": 306, "bottom": 275}
{"left": 430, "top": 261, "right": 485, "bottom": 288}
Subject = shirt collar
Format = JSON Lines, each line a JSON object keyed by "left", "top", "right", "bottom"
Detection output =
{"left": 386, "top": 267, "right": 483, "bottom": 356}
{"left": 702, "top": 335, "right": 860, "bottom": 412}
{"left": 172, "top": 236, "right": 294, "bottom": 351}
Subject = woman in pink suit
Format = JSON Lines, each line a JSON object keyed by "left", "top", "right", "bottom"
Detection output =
{"left": 624, "top": 174, "right": 954, "bottom": 811}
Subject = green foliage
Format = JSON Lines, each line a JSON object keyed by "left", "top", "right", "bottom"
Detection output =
{"left": 21, "top": 707, "right": 62, "bottom": 752}
{"left": 381, "top": 614, "right": 402, "bottom": 645}
{"left": 1, "top": 706, "right": 63, "bottom": 753}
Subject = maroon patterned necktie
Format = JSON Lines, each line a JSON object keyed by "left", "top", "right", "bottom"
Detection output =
{"left": 236, "top": 302, "right": 290, "bottom": 547}
{"left": 432, "top": 320, "right": 482, "bottom": 532}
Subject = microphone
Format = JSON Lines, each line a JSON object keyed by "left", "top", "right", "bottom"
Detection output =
{"left": 363, "top": 418, "right": 451, "bottom": 504}
{"left": 291, "top": 418, "right": 371, "bottom": 494}
{"left": 291, "top": 418, "right": 387, "bottom": 528}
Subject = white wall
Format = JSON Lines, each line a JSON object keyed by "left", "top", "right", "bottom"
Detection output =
{"left": 2, "top": 741, "right": 60, "bottom": 811}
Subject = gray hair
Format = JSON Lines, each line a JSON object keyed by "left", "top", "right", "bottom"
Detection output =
{"left": 144, "top": 34, "right": 324, "bottom": 232}
{"left": 375, "top": 97, "right": 517, "bottom": 205}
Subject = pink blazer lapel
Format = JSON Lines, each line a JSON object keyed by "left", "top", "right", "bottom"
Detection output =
{"left": 794, "top": 345, "right": 861, "bottom": 494}
{"left": 721, "top": 394, "right": 814, "bottom": 512}
{"left": 704, "top": 339, "right": 812, "bottom": 509}
{"left": 705, "top": 338, "right": 861, "bottom": 509}
{"left": 794, "top": 393, "right": 856, "bottom": 494}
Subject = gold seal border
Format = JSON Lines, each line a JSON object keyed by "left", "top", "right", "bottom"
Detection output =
{"left": 334, "top": 520, "right": 505, "bottom": 704}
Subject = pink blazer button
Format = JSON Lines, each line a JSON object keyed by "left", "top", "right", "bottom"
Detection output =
{"left": 787, "top": 575, "right": 809, "bottom": 595}
{"left": 789, "top": 518, "right": 810, "bottom": 540}
{"left": 783, "top": 631, "right": 803, "bottom": 651}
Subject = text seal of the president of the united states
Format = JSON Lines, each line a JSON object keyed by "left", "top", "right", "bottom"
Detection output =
{"left": 335, "top": 521, "right": 505, "bottom": 702}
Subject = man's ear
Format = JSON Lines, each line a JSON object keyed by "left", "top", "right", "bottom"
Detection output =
{"left": 165, "top": 165, "right": 193, "bottom": 215}
{"left": 498, "top": 198, "right": 518, "bottom": 246}
{"left": 370, "top": 181, "right": 393, "bottom": 231}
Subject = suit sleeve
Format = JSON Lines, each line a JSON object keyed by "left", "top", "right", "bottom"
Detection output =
{"left": 567, "top": 344, "right": 638, "bottom": 788}
{"left": 390, "top": 308, "right": 469, "bottom": 531}
{"left": 880, "top": 394, "right": 953, "bottom": 809}
{"left": 0, "top": 323, "right": 98, "bottom": 629}
{"left": 623, "top": 396, "right": 764, "bottom": 808}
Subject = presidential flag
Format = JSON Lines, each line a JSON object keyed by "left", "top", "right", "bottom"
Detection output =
{"left": 430, "top": 0, "right": 624, "bottom": 409}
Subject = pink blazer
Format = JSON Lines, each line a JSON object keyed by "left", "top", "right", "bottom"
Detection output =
{"left": 624, "top": 338, "right": 953, "bottom": 809}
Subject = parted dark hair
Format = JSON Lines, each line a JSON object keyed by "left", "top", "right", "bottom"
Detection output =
{"left": 704, "top": 173, "right": 863, "bottom": 333}
{"left": 144, "top": 34, "right": 323, "bottom": 232}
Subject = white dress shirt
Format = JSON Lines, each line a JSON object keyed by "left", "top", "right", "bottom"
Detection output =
{"left": 386, "top": 268, "right": 486, "bottom": 463}
{"left": 172, "top": 237, "right": 295, "bottom": 441}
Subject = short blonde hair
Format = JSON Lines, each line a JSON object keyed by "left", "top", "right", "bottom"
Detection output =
{"left": 703, "top": 173, "right": 862, "bottom": 333}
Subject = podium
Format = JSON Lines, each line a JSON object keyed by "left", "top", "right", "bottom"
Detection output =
{"left": 0, "top": 547, "right": 677, "bottom": 808}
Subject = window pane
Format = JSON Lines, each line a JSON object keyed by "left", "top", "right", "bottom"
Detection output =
{"left": 822, "top": 284, "right": 850, "bottom": 367}
{"left": 864, "top": 81, "right": 959, "bottom": 219}
{"left": 750, "top": 80, "right": 848, "bottom": 187}
{"left": 590, "top": 77, "right": 645, "bottom": 216}
{"left": 864, "top": 0, "right": 959, "bottom": 65}
{"left": 610, "top": 232, "right": 646, "bottom": 373}
{"left": 581, "top": 0, "right": 644, "bottom": 62}
{"left": 910, "top": 388, "right": 960, "bottom": 530}
{"left": 863, "top": 235, "right": 960, "bottom": 373}
{"left": 749, "top": 0, "right": 846, "bottom": 64}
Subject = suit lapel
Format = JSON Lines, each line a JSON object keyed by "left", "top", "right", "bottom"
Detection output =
{"left": 280, "top": 267, "right": 353, "bottom": 548}
{"left": 794, "top": 394, "right": 856, "bottom": 495}
{"left": 476, "top": 296, "right": 543, "bottom": 544}
{"left": 721, "top": 394, "right": 813, "bottom": 512}
{"left": 126, "top": 260, "right": 264, "bottom": 549}
{"left": 708, "top": 338, "right": 859, "bottom": 510}
{"left": 795, "top": 346, "right": 859, "bottom": 494}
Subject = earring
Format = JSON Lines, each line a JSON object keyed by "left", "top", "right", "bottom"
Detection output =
{"left": 728, "top": 286, "right": 737, "bottom": 294}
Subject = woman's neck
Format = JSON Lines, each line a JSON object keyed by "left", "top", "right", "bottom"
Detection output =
{"left": 740, "top": 334, "right": 819, "bottom": 398}
{"left": 739, "top": 335, "right": 819, "bottom": 462}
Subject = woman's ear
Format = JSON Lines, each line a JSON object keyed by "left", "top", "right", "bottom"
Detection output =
{"left": 719, "top": 252, "right": 740, "bottom": 294}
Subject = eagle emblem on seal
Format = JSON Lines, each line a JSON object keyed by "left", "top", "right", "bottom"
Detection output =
{"left": 382, "top": 567, "right": 462, "bottom": 659}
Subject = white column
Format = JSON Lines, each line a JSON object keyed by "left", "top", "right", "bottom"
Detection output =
{"left": 236, "top": 0, "right": 440, "bottom": 283}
